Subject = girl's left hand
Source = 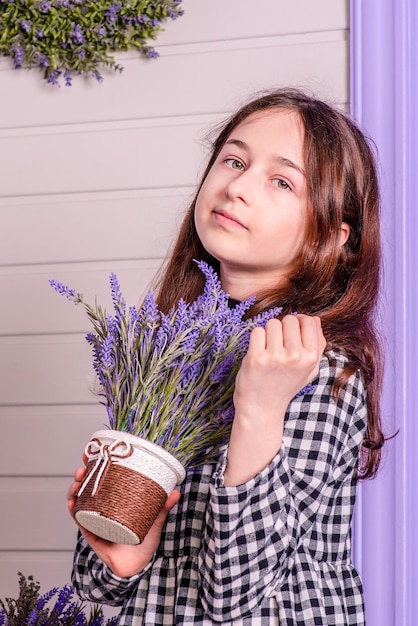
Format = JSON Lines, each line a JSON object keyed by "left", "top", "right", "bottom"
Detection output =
{"left": 225, "top": 314, "right": 325, "bottom": 485}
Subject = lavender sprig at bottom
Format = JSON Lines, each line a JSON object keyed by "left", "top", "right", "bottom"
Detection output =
{"left": 49, "top": 261, "right": 313, "bottom": 468}
{"left": 0, "top": 572, "right": 119, "bottom": 626}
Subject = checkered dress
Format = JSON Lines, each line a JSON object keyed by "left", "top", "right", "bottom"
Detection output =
{"left": 72, "top": 349, "right": 366, "bottom": 625}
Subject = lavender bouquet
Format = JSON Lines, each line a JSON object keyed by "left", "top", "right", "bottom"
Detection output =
{"left": 50, "top": 261, "right": 282, "bottom": 469}
{"left": 0, "top": 572, "right": 118, "bottom": 626}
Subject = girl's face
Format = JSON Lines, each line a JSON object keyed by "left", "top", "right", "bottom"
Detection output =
{"left": 194, "top": 109, "right": 308, "bottom": 299}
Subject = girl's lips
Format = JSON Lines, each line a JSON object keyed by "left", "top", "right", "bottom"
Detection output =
{"left": 213, "top": 209, "right": 247, "bottom": 229}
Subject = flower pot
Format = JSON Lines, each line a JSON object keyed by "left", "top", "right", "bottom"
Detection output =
{"left": 74, "top": 430, "right": 186, "bottom": 545}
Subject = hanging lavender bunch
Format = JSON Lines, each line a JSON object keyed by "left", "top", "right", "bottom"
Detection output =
{"left": 50, "top": 261, "right": 310, "bottom": 468}
{"left": 0, "top": 0, "right": 184, "bottom": 86}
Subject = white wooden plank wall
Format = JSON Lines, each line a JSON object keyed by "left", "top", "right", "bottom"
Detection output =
{"left": 0, "top": 0, "right": 349, "bottom": 605}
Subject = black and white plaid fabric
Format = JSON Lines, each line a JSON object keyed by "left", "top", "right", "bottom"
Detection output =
{"left": 72, "top": 349, "right": 366, "bottom": 625}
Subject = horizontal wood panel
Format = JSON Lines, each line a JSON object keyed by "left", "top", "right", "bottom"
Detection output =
{"left": 0, "top": 337, "right": 96, "bottom": 406}
{"left": 0, "top": 122, "right": 207, "bottom": 196}
{"left": 0, "top": 405, "right": 110, "bottom": 476}
{"left": 0, "top": 192, "right": 189, "bottom": 265}
{"left": 0, "top": 38, "right": 348, "bottom": 130}
{"left": 0, "top": 262, "right": 163, "bottom": 336}
{"left": 0, "top": 552, "right": 75, "bottom": 597}
{"left": 156, "top": 0, "right": 349, "bottom": 44}
{"left": 0, "top": 478, "right": 76, "bottom": 550}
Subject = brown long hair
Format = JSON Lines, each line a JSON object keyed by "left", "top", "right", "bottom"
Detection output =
{"left": 154, "top": 88, "right": 384, "bottom": 479}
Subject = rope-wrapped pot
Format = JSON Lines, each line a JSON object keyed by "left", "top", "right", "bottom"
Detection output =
{"left": 74, "top": 430, "right": 186, "bottom": 545}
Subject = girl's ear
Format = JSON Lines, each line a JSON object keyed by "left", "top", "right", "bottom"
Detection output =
{"left": 340, "top": 222, "right": 350, "bottom": 246}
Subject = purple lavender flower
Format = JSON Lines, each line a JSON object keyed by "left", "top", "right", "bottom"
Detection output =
{"left": 106, "top": 314, "right": 119, "bottom": 340}
{"left": 49, "top": 280, "right": 83, "bottom": 303}
{"left": 36, "top": 586, "right": 59, "bottom": 610}
{"left": 50, "top": 585, "right": 74, "bottom": 616}
{"left": 217, "top": 406, "right": 235, "bottom": 425}
{"left": 145, "top": 48, "right": 159, "bottom": 59}
{"left": 39, "top": 0, "right": 51, "bottom": 11}
{"left": 38, "top": 53, "right": 50, "bottom": 68}
{"left": 19, "top": 18, "right": 31, "bottom": 32}
{"left": 179, "top": 357, "right": 206, "bottom": 388}
{"left": 62, "top": 603, "right": 84, "bottom": 624}
{"left": 105, "top": 3, "right": 121, "bottom": 23}
{"left": 71, "top": 23, "right": 84, "bottom": 44}
{"left": 109, "top": 273, "right": 126, "bottom": 315}
{"left": 100, "top": 334, "right": 115, "bottom": 371}
{"left": 209, "top": 353, "right": 235, "bottom": 384}
{"left": 228, "top": 296, "right": 256, "bottom": 324}
{"left": 10, "top": 43, "right": 25, "bottom": 68}
{"left": 172, "top": 299, "right": 188, "bottom": 332}
{"left": 128, "top": 305, "right": 139, "bottom": 326}
{"left": 47, "top": 69, "right": 62, "bottom": 86}
{"left": 137, "top": 292, "right": 159, "bottom": 327}
{"left": 64, "top": 70, "right": 72, "bottom": 86}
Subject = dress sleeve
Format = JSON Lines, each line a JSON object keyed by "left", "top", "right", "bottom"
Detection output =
{"left": 71, "top": 532, "right": 144, "bottom": 605}
{"left": 198, "top": 352, "right": 367, "bottom": 622}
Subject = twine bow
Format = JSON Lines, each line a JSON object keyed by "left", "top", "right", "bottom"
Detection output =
{"left": 78, "top": 437, "right": 134, "bottom": 497}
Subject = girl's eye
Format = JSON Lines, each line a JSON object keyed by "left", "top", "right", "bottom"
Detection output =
{"left": 273, "top": 178, "right": 291, "bottom": 191}
{"left": 225, "top": 158, "right": 245, "bottom": 171}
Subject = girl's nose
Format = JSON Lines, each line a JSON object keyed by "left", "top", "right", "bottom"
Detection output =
{"left": 225, "top": 169, "right": 255, "bottom": 205}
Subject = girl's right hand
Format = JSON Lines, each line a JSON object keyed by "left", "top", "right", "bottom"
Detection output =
{"left": 225, "top": 314, "right": 326, "bottom": 486}
{"left": 67, "top": 464, "right": 180, "bottom": 579}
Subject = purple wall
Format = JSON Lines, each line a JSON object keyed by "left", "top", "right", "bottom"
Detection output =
{"left": 350, "top": 1, "right": 418, "bottom": 624}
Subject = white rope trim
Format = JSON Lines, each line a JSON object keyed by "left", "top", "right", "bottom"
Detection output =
{"left": 77, "top": 434, "right": 185, "bottom": 496}
{"left": 78, "top": 438, "right": 134, "bottom": 496}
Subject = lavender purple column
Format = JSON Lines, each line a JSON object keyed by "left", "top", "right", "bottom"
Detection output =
{"left": 350, "top": 1, "right": 418, "bottom": 624}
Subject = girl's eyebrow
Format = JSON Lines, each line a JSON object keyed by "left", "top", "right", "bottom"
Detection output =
{"left": 224, "top": 138, "right": 305, "bottom": 177}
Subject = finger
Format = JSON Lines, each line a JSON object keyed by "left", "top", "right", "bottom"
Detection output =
{"left": 263, "top": 318, "right": 284, "bottom": 353}
{"left": 297, "top": 316, "right": 326, "bottom": 382}
{"left": 314, "top": 316, "right": 327, "bottom": 352}
{"left": 67, "top": 467, "right": 86, "bottom": 512}
{"left": 165, "top": 488, "right": 181, "bottom": 510}
{"left": 247, "top": 325, "right": 268, "bottom": 355}
{"left": 280, "top": 314, "right": 304, "bottom": 353}
{"left": 67, "top": 487, "right": 78, "bottom": 519}
{"left": 155, "top": 490, "right": 181, "bottom": 527}
{"left": 74, "top": 466, "right": 86, "bottom": 482}
{"left": 67, "top": 498, "right": 76, "bottom": 517}
{"left": 67, "top": 482, "right": 78, "bottom": 502}
{"left": 162, "top": 489, "right": 180, "bottom": 521}
{"left": 297, "top": 315, "right": 322, "bottom": 350}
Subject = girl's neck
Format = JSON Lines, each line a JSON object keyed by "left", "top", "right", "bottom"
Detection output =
{"left": 220, "top": 267, "right": 283, "bottom": 301}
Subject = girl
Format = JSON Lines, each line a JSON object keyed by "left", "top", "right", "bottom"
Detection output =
{"left": 68, "top": 88, "right": 384, "bottom": 625}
